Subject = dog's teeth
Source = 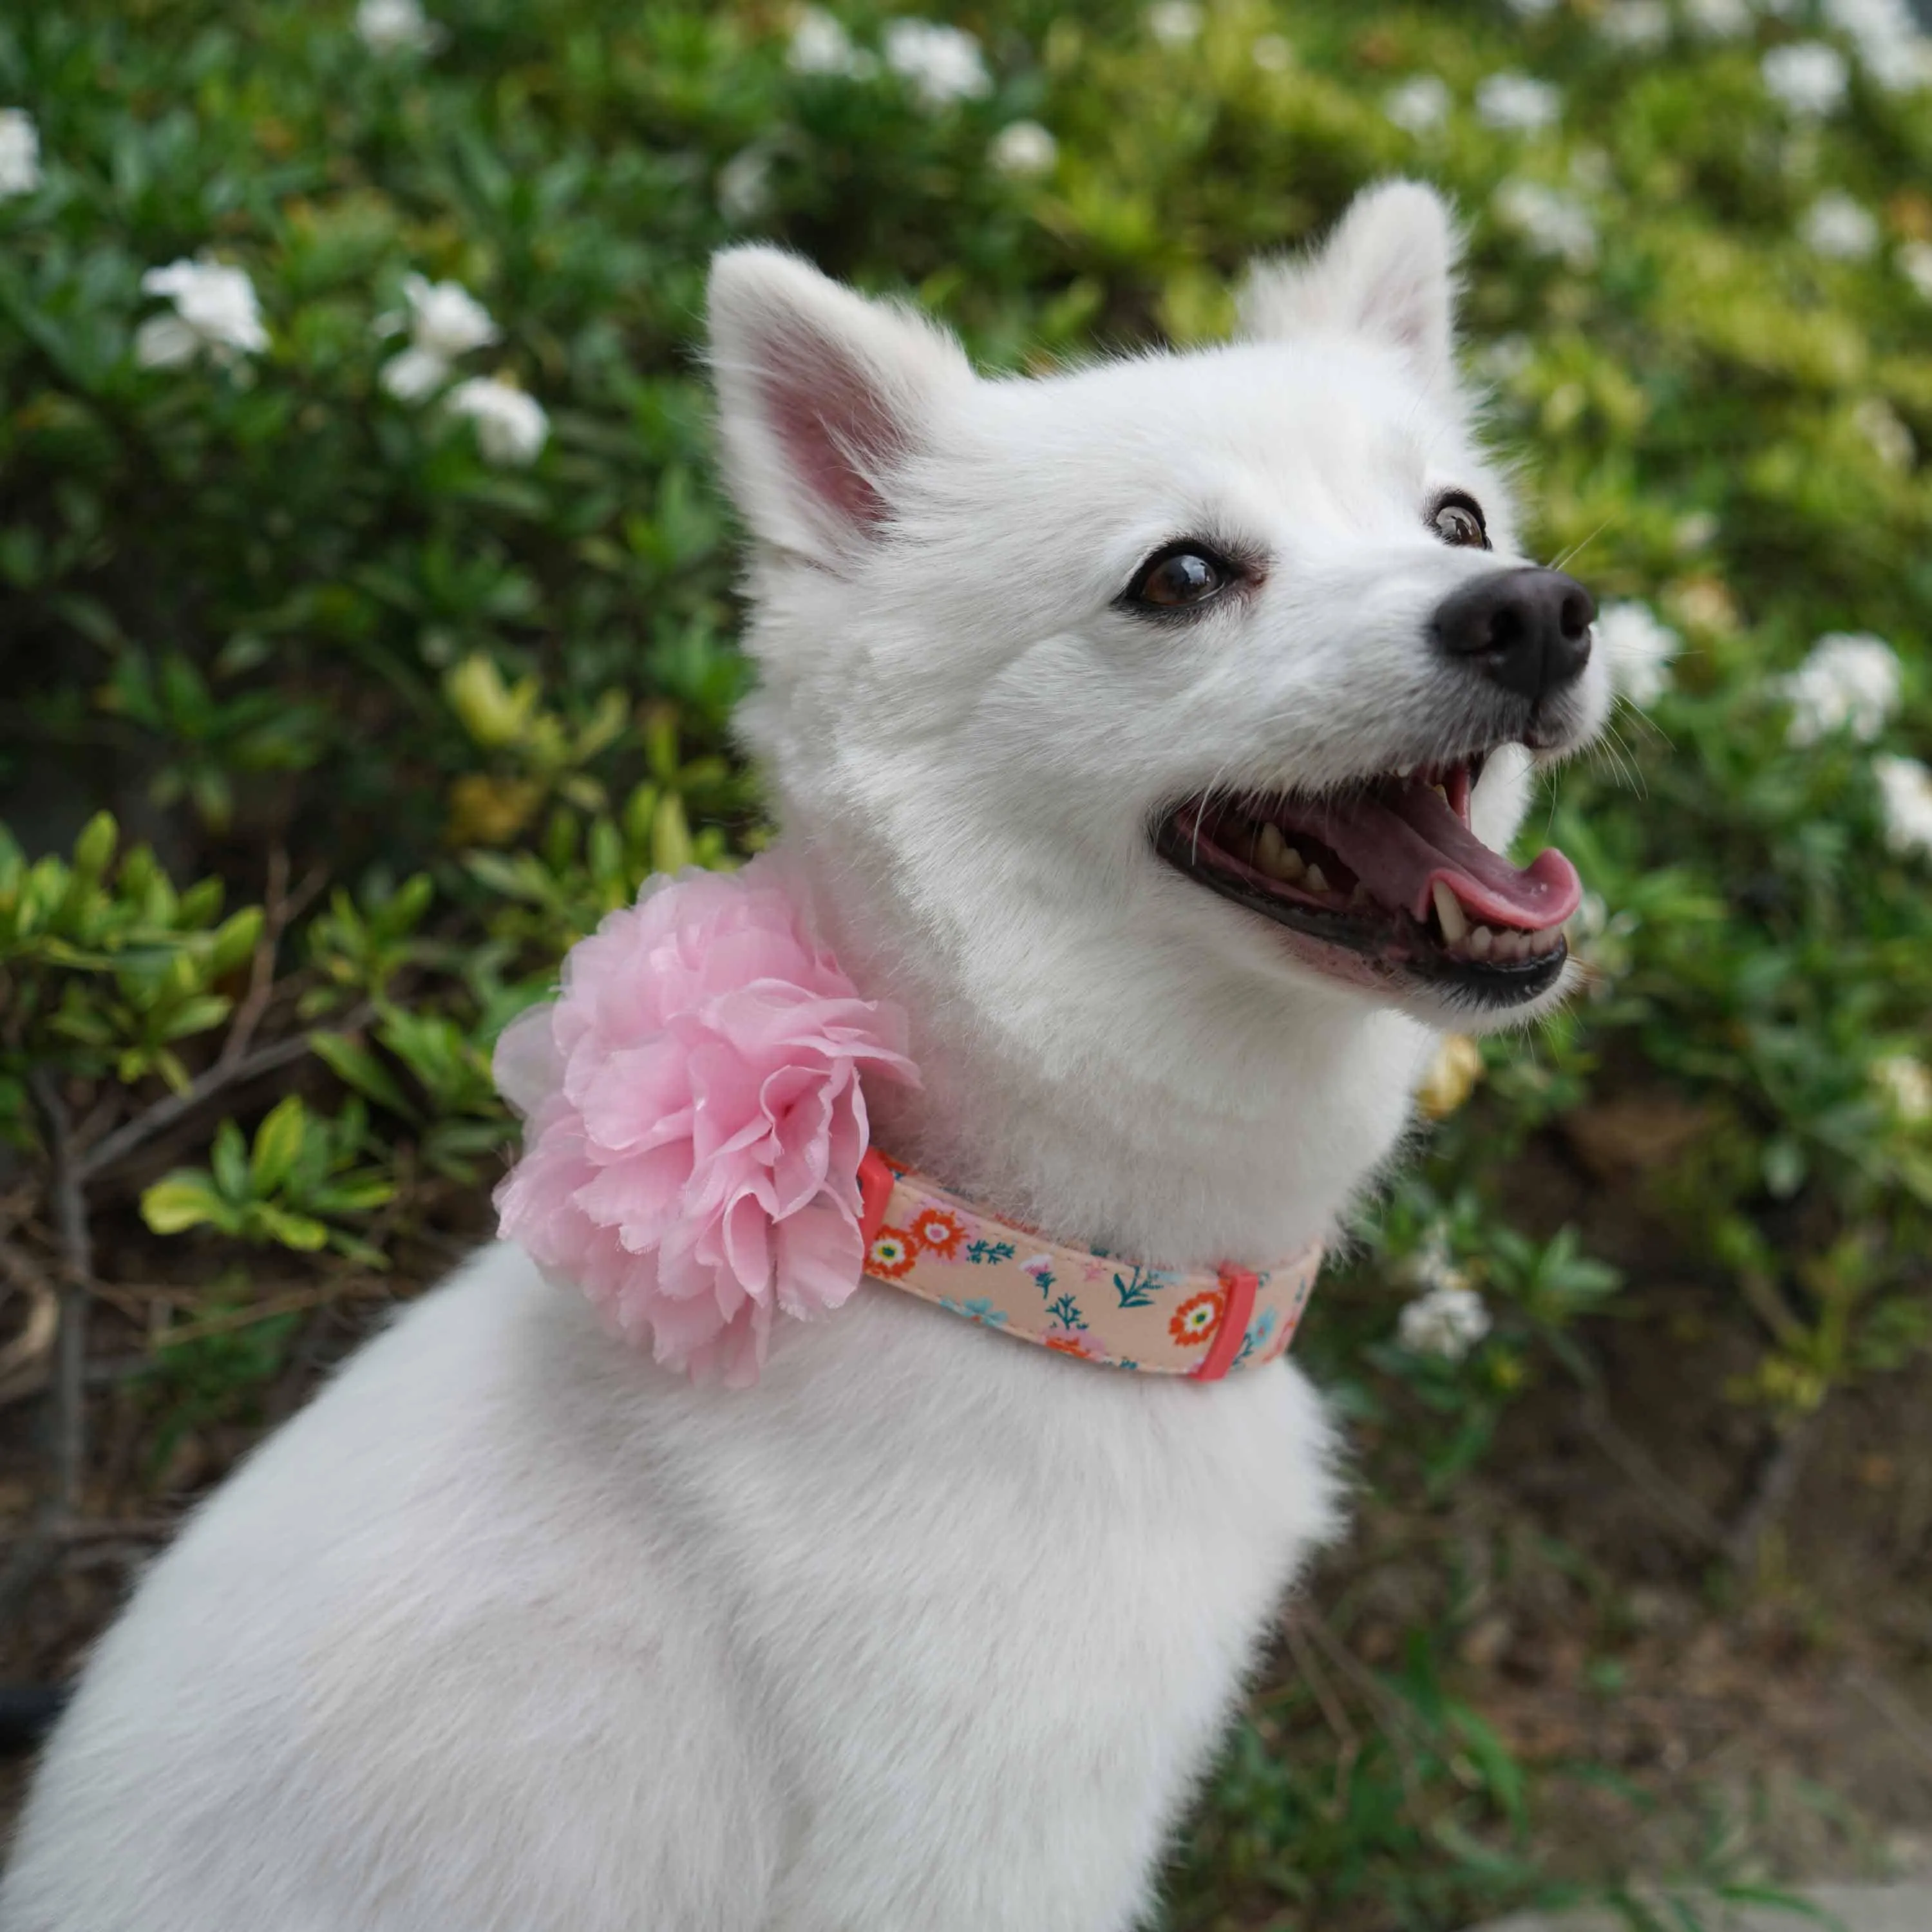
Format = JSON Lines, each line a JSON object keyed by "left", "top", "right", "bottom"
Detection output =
{"left": 1431, "top": 881, "right": 1468, "bottom": 945}
{"left": 1255, "top": 822, "right": 1296, "bottom": 880}
{"left": 1467, "top": 925, "right": 1493, "bottom": 960}
{"left": 1303, "top": 863, "right": 1330, "bottom": 895}
{"left": 1495, "top": 931, "right": 1524, "bottom": 961}
{"left": 1395, "top": 763, "right": 1415, "bottom": 779}
{"left": 1349, "top": 884, "right": 1372, "bottom": 908}
{"left": 1430, "top": 782, "right": 1449, "bottom": 806}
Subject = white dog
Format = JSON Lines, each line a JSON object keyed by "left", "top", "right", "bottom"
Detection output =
{"left": 1, "top": 180, "right": 1606, "bottom": 1931}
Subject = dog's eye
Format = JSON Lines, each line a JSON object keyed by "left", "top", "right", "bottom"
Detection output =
{"left": 1428, "top": 493, "right": 1490, "bottom": 550}
{"left": 1124, "top": 544, "right": 1238, "bottom": 612}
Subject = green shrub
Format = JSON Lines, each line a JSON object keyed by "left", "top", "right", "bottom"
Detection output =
{"left": 3, "top": 3, "right": 1929, "bottom": 1926}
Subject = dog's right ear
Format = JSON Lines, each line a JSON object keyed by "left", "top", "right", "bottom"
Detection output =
{"left": 706, "top": 249, "right": 972, "bottom": 569}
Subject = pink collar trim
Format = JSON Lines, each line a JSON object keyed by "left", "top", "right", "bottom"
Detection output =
{"left": 855, "top": 1149, "right": 1321, "bottom": 1380}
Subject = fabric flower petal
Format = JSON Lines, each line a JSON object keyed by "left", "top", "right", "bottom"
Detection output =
{"left": 492, "top": 857, "right": 918, "bottom": 1385}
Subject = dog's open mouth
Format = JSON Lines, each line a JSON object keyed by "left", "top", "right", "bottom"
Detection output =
{"left": 1153, "top": 753, "right": 1582, "bottom": 1007}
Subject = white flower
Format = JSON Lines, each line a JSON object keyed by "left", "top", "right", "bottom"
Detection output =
{"left": 135, "top": 259, "right": 268, "bottom": 368}
{"left": 1783, "top": 632, "right": 1902, "bottom": 745}
{"left": 376, "top": 274, "right": 498, "bottom": 401}
{"left": 1801, "top": 191, "right": 1879, "bottom": 260}
{"left": 1494, "top": 180, "right": 1597, "bottom": 267}
{"left": 1475, "top": 72, "right": 1562, "bottom": 133}
{"left": 402, "top": 275, "right": 497, "bottom": 359}
{"left": 1761, "top": 41, "right": 1850, "bottom": 115}
{"left": 1674, "top": 510, "right": 1720, "bottom": 551}
{"left": 717, "top": 146, "right": 773, "bottom": 222}
{"left": 1598, "top": 600, "right": 1681, "bottom": 706}
{"left": 1251, "top": 33, "right": 1293, "bottom": 72}
{"left": 1872, "top": 1054, "right": 1932, "bottom": 1122}
{"left": 1824, "top": 0, "right": 1932, "bottom": 93}
{"left": 1899, "top": 239, "right": 1932, "bottom": 299}
{"left": 1599, "top": 1, "right": 1671, "bottom": 50}
{"left": 381, "top": 345, "right": 452, "bottom": 401}
{"left": 446, "top": 376, "right": 549, "bottom": 466}
{"left": 355, "top": 0, "right": 444, "bottom": 56}
{"left": 0, "top": 108, "right": 43, "bottom": 198}
{"left": 882, "top": 20, "right": 990, "bottom": 109}
{"left": 1146, "top": 2, "right": 1203, "bottom": 46}
{"left": 1385, "top": 75, "right": 1452, "bottom": 134}
{"left": 1859, "top": 32, "right": 1932, "bottom": 91}
{"left": 1853, "top": 397, "right": 1915, "bottom": 471}
{"left": 1874, "top": 755, "right": 1932, "bottom": 858}
{"left": 990, "top": 120, "right": 1057, "bottom": 178}
{"left": 789, "top": 7, "right": 871, "bottom": 78}
{"left": 1398, "top": 1282, "right": 1492, "bottom": 1362}
{"left": 1684, "top": 0, "right": 1754, "bottom": 37}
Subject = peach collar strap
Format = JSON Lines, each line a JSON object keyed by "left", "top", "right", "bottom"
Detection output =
{"left": 856, "top": 1150, "right": 1321, "bottom": 1381}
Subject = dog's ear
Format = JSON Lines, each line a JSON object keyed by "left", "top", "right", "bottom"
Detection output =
{"left": 1235, "top": 180, "right": 1461, "bottom": 399}
{"left": 706, "top": 248, "right": 972, "bottom": 567}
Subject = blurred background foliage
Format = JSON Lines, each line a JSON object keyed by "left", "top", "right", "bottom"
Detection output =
{"left": 1, "top": 1, "right": 1931, "bottom": 1927}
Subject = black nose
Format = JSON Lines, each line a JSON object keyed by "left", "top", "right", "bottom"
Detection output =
{"left": 1432, "top": 567, "right": 1595, "bottom": 703}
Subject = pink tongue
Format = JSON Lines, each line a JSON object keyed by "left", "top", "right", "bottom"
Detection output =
{"left": 1282, "top": 781, "right": 1581, "bottom": 931}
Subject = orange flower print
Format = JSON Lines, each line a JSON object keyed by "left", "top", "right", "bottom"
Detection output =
{"left": 907, "top": 1206, "right": 965, "bottom": 1259}
{"left": 867, "top": 1227, "right": 917, "bottom": 1280}
{"left": 1041, "top": 1323, "right": 1102, "bottom": 1361}
{"left": 1169, "top": 1289, "right": 1226, "bottom": 1347}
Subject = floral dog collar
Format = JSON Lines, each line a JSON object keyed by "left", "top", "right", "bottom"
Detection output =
{"left": 856, "top": 1150, "right": 1321, "bottom": 1381}
{"left": 493, "top": 859, "right": 1323, "bottom": 1387}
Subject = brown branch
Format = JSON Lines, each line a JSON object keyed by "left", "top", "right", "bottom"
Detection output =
{"left": 153, "top": 1276, "right": 392, "bottom": 1349}
{"left": 0, "top": 1077, "right": 97, "bottom": 1629}
{"left": 75, "top": 1001, "right": 371, "bottom": 1186}
{"left": 1282, "top": 1605, "right": 1361, "bottom": 1813}
{"left": 1845, "top": 1666, "right": 1932, "bottom": 1777}
{"left": 0, "top": 1239, "right": 59, "bottom": 1405}
{"left": 222, "top": 853, "right": 327, "bottom": 1068}
{"left": 1577, "top": 1390, "right": 1730, "bottom": 1556}
{"left": 1722, "top": 1415, "right": 1818, "bottom": 1572}
{"left": 0, "top": 1517, "right": 175, "bottom": 1548}
{"left": 1294, "top": 1603, "right": 1430, "bottom": 1807}
{"left": 28, "top": 1070, "right": 91, "bottom": 1518}
{"left": 221, "top": 845, "right": 290, "bottom": 1067}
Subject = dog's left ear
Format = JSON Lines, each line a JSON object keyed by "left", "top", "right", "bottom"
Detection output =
{"left": 1235, "top": 180, "right": 1462, "bottom": 399}
{"left": 707, "top": 247, "right": 973, "bottom": 569}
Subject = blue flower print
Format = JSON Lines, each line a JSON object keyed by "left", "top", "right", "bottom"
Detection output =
{"left": 938, "top": 1296, "right": 1009, "bottom": 1328}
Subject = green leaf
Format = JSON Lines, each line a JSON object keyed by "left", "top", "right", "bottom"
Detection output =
{"left": 249, "top": 1094, "right": 308, "bottom": 1195}
{"left": 142, "top": 1172, "right": 229, "bottom": 1236}
{"left": 210, "top": 1118, "right": 249, "bottom": 1201}
{"left": 207, "top": 907, "right": 265, "bottom": 977}
{"left": 310, "top": 1030, "right": 419, "bottom": 1120}
{"left": 72, "top": 811, "right": 118, "bottom": 880}
{"left": 252, "top": 1205, "right": 330, "bottom": 1251}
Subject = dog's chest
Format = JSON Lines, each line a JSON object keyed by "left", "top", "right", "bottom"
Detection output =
{"left": 668, "top": 1288, "right": 1340, "bottom": 1922}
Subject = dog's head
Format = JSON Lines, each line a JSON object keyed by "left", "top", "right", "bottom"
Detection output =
{"left": 708, "top": 182, "right": 1609, "bottom": 1083}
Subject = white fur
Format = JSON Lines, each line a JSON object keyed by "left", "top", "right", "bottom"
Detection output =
{"left": 1, "top": 181, "right": 1607, "bottom": 1931}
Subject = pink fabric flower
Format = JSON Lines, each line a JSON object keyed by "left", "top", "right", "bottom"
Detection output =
{"left": 493, "top": 860, "right": 918, "bottom": 1387}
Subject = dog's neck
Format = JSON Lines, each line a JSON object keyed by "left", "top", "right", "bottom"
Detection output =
{"left": 783, "top": 837, "right": 1434, "bottom": 1271}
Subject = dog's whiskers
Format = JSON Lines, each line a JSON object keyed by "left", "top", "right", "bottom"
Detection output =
{"left": 1547, "top": 518, "right": 1611, "bottom": 575}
